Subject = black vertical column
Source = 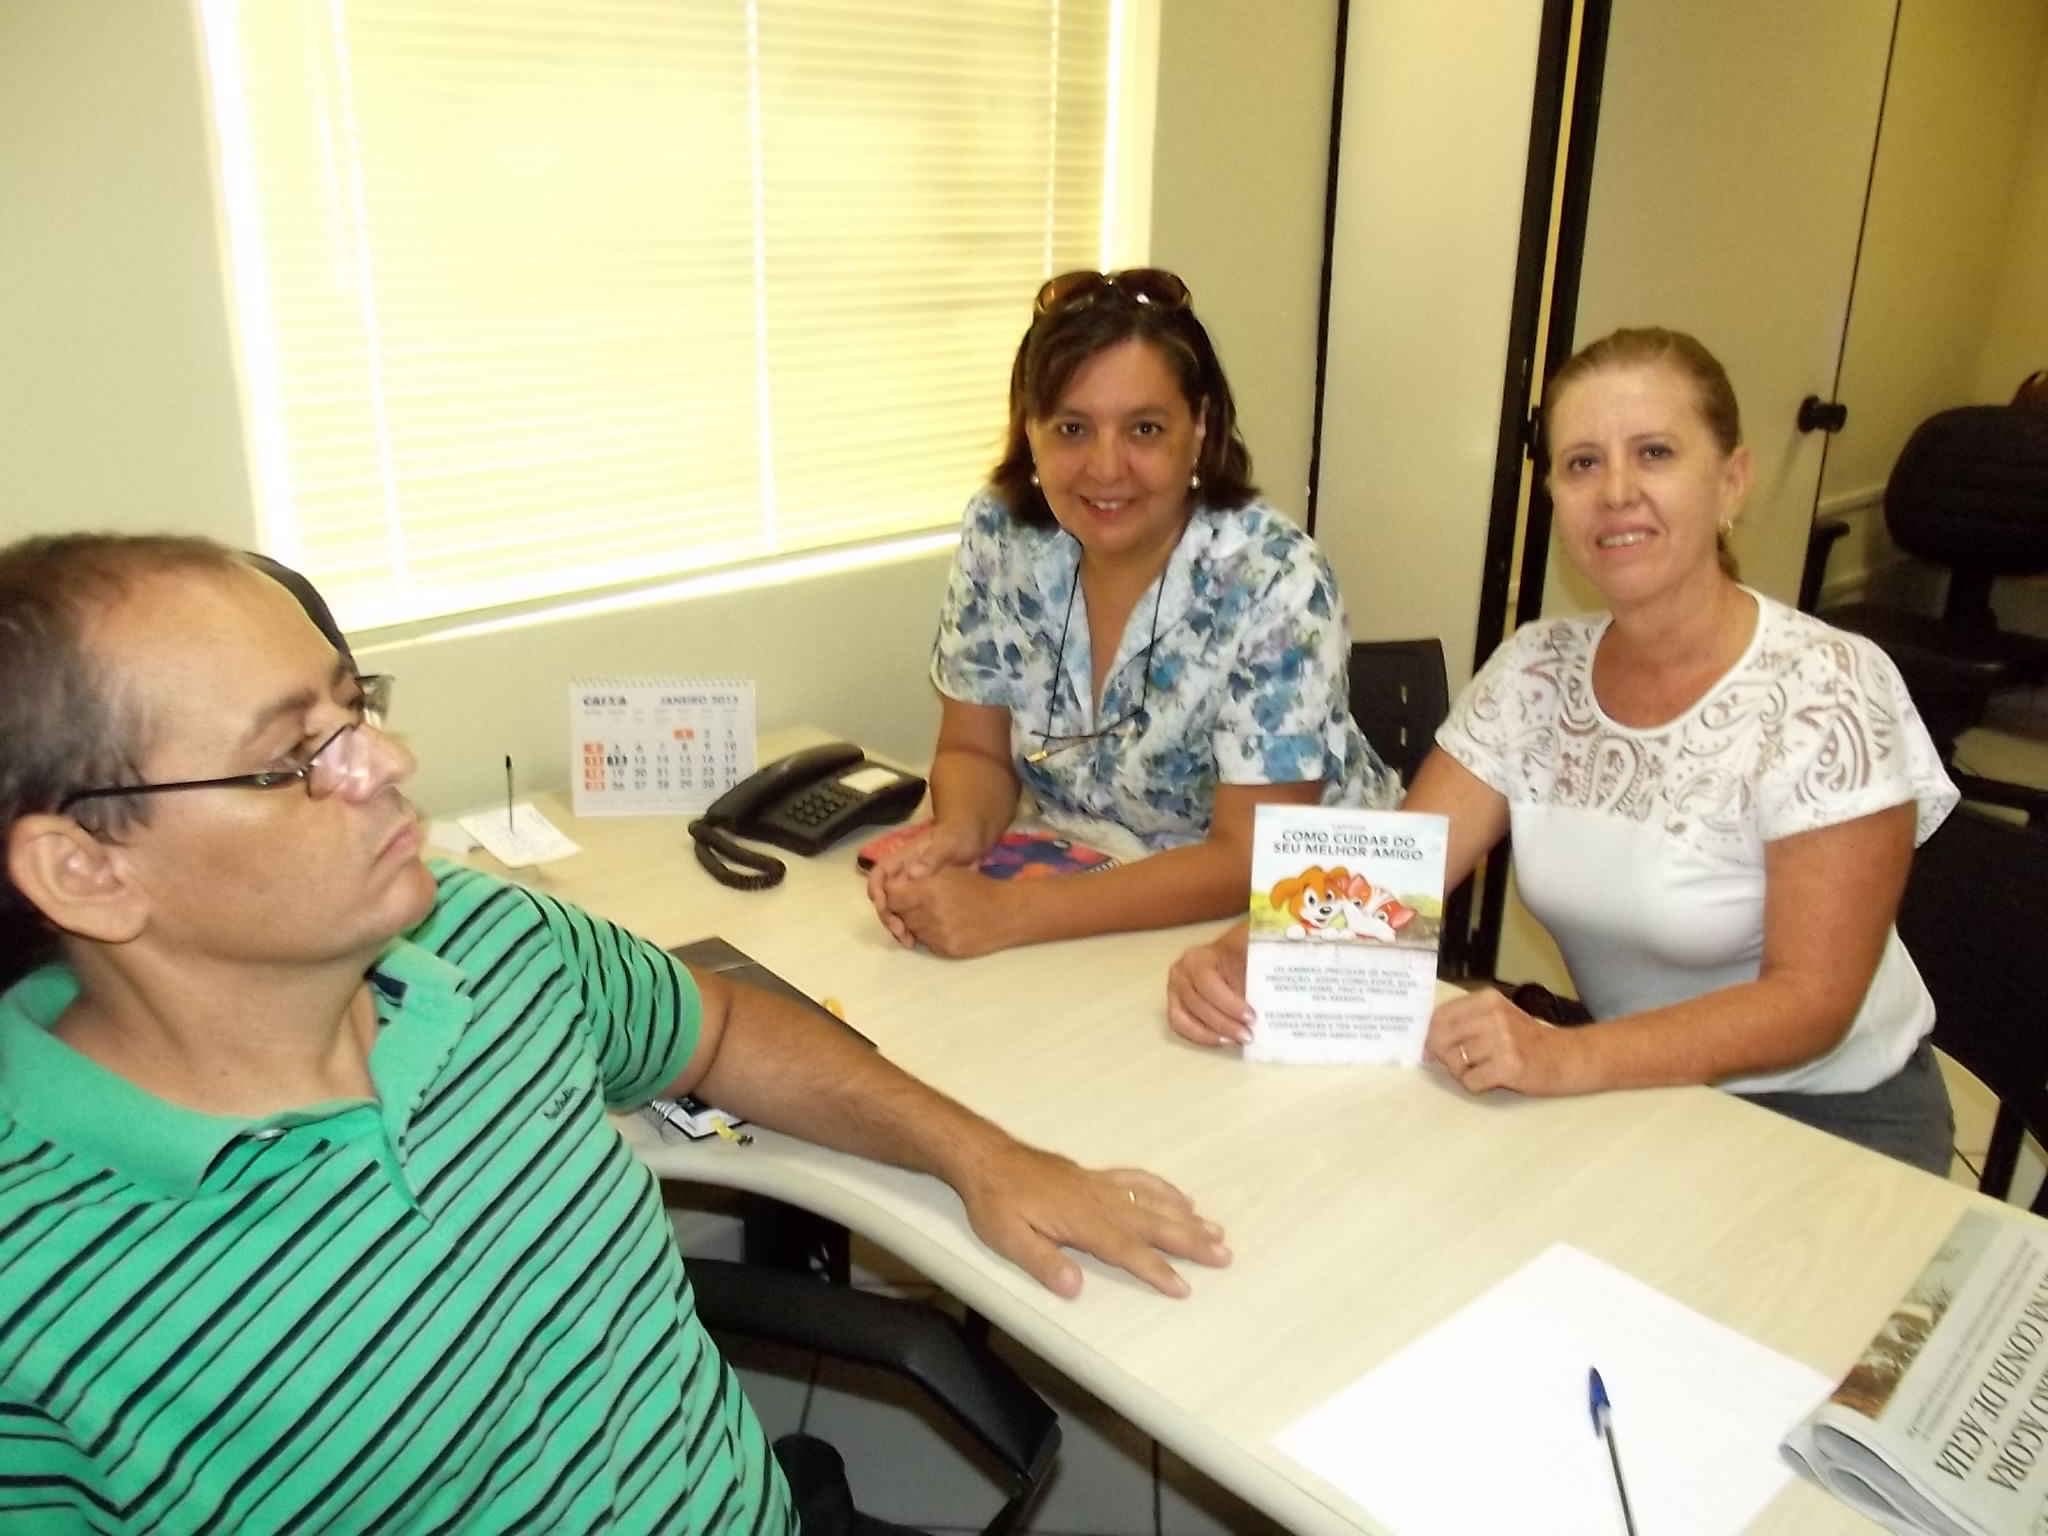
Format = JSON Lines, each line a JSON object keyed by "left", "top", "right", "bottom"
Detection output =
{"left": 1468, "top": 0, "right": 1613, "bottom": 977}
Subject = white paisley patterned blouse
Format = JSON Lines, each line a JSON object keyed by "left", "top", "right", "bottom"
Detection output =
{"left": 1437, "top": 589, "right": 1958, "bottom": 1095}
{"left": 930, "top": 489, "right": 1399, "bottom": 854}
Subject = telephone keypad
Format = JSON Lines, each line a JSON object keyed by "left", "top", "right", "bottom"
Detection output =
{"left": 784, "top": 783, "right": 857, "bottom": 829}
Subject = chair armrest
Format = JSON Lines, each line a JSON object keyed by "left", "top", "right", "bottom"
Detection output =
{"left": 1799, "top": 517, "right": 1852, "bottom": 614}
{"left": 1953, "top": 772, "right": 2048, "bottom": 829}
{"left": 688, "top": 1256, "right": 1060, "bottom": 1516}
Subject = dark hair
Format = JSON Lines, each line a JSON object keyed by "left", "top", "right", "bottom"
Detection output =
{"left": 989, "top": 287, "right": 1257, "bottom": 525}
{"left": 0, "top": 533, "right": 244, "bottom": 989}
{"left": 1541, "top": 325, "right": 1744, "bottom": 578}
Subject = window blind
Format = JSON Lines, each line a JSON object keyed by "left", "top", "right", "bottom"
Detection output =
{"left": 200, "top": 0, "right": 1121, "bottom": 631}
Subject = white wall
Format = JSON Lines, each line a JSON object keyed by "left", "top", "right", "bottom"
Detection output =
{"left": 1314, "top": 0, "right": 1547, "bottom": 689}
{"left": 1556, "top": 0, "right": 1896, "bottom": 614}
{"left": 1821, "top": 0, "right": 2048, "bottom": 502}
{"left": 1814, "top": 0, "right": 2048, "bottom": 605}
{"left": 0, "top": 0, "right": 1340, "bottom": 816}
{"left": 1977, "top": 29, "right": 2048, "bottom": 406}
{"left": 0, "top": 4, "right": 956, "bottom": 814}
{"left": 0, "top": 2, "right": 251, "bottom": 543}
{"left": 1150, "top": 0, "right": 1337, "bottom": 521}
{"left": 354, "top": 549, "right": 958, "bottom": 813}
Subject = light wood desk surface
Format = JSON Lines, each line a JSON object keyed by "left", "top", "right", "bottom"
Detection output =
{"left": 466, "top": 778, "right": 1992, "bottom": 1534}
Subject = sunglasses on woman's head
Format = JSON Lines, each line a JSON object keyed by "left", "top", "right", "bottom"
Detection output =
{"left": 1033, "top": 268, "right": 1192, "bottom": 317}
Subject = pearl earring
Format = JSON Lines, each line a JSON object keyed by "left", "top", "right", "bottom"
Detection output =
{"left": 1189, "top": 471, "right": 1202, "bottom": 492}
{"left": 1030, "top": 471, "right": 1040, "bottom": 488}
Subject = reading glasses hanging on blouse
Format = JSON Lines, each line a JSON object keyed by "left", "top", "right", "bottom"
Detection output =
{"left": 1025, "top": 529, "right": 1181, "bottom": 765}
{"left": 1024, "top": 574, "right": 1161, "bottom": 764}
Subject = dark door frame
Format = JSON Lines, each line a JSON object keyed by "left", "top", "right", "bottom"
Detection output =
{"left": 1304, "top": 0, "right": 1614, "bottom": 974}
{"left": 1469, "top": 0, "right": 1613, "bottom": 976}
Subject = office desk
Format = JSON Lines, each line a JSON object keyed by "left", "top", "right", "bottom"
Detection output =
{"left": 469, "top": 784, "right": 1986, "bottom": 1535}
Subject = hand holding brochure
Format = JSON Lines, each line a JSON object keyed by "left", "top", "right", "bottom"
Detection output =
{"left": 1782, "top": 1208, "right": 2048, "bottom": 1535}
{"left": 1242, "top": 806, "right": 1449, "bottom": 1064}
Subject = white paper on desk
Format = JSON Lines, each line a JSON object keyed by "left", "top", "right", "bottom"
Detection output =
{"left": 424, "top": 818, "right": 478, "bottom": 856}
{"left": 455, "top": 802, "right": 582, "bottom": 869}
{"left": 1274, "top": 1243, "right": 1831, "bottom": 1535}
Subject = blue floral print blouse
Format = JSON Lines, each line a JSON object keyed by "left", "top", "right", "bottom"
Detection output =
{"left": 930, "top": 489, "right": 1400, "bottom": 852}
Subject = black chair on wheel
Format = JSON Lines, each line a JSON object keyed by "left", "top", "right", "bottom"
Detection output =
{"left": 1348, "top": 637, "right": 1474, "bottom": 977}
{"left": 250, "top": 552, "right": 1061, "bottom": 1536}
{"left": 1818, "top": 405, "right": 2048, "bottom": 825}
{"left": 1896, "top": 804, "right": 2048, "bottom": 1213}
{"left": 702, "top": 1259, "right": 1059, "bottom": 1536}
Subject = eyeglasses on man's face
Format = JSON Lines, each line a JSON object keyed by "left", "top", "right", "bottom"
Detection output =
{"left": 58, "top": 674, "right": 396, "bottom": 817}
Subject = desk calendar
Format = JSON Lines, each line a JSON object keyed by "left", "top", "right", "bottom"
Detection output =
{"left": 570, "top": 678, "right": 756, "bottom": 816}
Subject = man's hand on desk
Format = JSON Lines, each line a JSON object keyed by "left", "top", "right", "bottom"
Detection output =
{"left": 953, "top": 1146, "right": 1230, "bottom": 1300}
{"left": 677, "top": 969, "right": 1231, "bottom": 1298}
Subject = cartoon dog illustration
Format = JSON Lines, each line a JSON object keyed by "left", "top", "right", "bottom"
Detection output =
{"left": 1269, "top": 866, "right": 1353, "bottom": 940}
{"left": 1269, "top": 867, "right": 1417, "bottom": 943}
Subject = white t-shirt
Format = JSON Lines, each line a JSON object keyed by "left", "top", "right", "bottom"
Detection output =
{"left": 1437, "top": 590, "right": 1958, "bottom": 1094}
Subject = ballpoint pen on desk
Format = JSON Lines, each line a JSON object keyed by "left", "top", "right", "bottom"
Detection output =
{"left": 1589, "top": 1366, "right": 1641, "bottom": 1536}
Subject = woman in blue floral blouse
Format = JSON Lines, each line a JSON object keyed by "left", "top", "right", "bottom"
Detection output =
{"left": 867, "top": 269, "right": 1398, "bottom": 957}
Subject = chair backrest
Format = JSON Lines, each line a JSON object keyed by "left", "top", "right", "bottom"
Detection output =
{"left": 1897, "top": 805, "right": 2048, "bottom": 1208}
{"left": 1346, "top": 638, "right": 1450, "bottom": 788}
{"left": 1883, "top": 406, "right": 2048, "bottom": 589}
{"left": 1347, "top": 638, "right": 1478, "bottom": 978}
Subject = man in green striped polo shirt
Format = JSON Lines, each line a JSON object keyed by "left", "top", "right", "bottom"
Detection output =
{"left": 0, "top": 535, "right": 1231, "bottom": 1535}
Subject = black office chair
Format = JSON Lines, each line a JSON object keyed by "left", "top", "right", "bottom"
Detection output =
{"left": 1347, "top": 638, "right": 1473, "bottom": 977}
{"left": 252, "top": 553, "right": 1061, "bottom": 1536}
{"left": 1896, "top": 804, "right": 2048, "bottom": 1213}
{"left": 1818, "top": 406, "right": 2048, "bottom": 824}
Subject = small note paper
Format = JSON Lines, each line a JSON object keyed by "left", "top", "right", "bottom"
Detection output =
{"left": 424, "top": 818, "right": 478, "bottom": 857}
{"left": 456, "top": 802, "right": 583, "bottom": 869}
{"left": 1274, "top": 1244, "right": 1829, "bottom": 1535}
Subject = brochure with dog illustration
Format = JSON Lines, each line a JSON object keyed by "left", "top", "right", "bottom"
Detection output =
{"left": 1242, "top": 805, "right": 1450, "bottom": 1065}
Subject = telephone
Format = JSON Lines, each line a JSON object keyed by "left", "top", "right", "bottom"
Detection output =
{"left": 688, "top": 741, "right": 926, "bottom": 890}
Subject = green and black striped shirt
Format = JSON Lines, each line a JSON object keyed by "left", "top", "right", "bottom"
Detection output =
{"left": 0, "top": 863, "right": 793, "bottom": 1534}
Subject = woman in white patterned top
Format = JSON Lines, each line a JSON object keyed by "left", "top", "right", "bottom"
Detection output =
{"left": 1165, "top": 327, "right": 1959, "bottom": 1171}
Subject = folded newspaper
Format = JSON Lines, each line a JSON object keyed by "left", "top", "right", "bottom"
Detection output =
{"left": 1784, "top": 1207, "right": 2048, "bottom": 1535}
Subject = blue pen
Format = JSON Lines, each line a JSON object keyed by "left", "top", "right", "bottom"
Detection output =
{"left": 1589, "top": 1367, "right": 1640, "bottom": 1536}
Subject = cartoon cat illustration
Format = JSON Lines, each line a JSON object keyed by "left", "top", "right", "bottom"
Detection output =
{"left": 1342, "top": 878, "right": 1417, "bottom": 944}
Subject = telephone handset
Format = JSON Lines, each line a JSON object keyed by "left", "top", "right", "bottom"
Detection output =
{"left": 688, "top": 742, "right": 926, "bottom": 890}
